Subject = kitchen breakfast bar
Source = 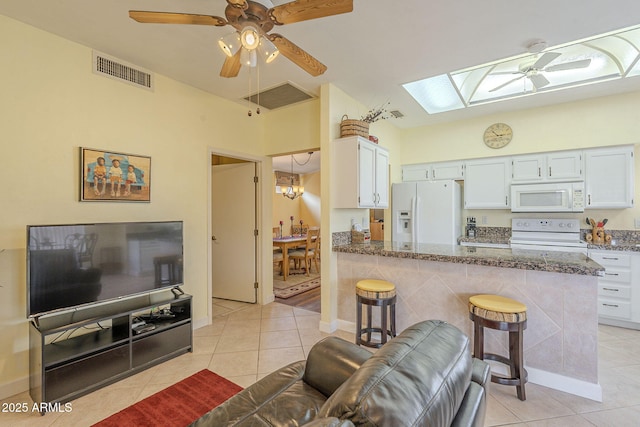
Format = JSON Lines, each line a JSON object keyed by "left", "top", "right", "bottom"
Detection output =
{"left": 333, "top": 240, "right": 605, "bottom": 400}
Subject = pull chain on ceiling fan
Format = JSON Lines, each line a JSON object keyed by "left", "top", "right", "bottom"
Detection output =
{"left": 129, "top": 0, "right": 354, "bottom": 78}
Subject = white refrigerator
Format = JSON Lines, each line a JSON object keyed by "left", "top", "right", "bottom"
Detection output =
{"left": 392, "top": 180, "right": 462, "bottom": 245}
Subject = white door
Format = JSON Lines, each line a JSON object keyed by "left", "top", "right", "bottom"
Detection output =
{"left": 211, "top": 162, "right": 257, "bottom": 303}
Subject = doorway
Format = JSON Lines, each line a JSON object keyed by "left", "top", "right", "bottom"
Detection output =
{"left": 211, "top": 155, "right": 257, "bottom": 303}
{"left": 271, "top": 151, "right": 321, "bottom": 312}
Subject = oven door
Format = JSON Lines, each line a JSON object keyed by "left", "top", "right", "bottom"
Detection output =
{"left": 511, "top": 182, "right": 584, "bottom": 212}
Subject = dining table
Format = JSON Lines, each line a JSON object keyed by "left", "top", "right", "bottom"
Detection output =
{"left": 272, "top": 235, "right": 309, "bottom": 281}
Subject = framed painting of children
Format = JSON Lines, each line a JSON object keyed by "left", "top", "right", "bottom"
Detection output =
{"left": 80, "top": 148, "right": 151, "bottom": 202}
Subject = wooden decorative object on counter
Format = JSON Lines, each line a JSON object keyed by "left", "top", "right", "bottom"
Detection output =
{"left": 585, "top": 218, "right": 612, "bottom": 245}
{"left": 351, "top": 229, "right": 371, "bottom": 244}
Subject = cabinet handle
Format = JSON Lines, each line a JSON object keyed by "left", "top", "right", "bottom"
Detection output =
{"left": 538, "top": 167, "right": 541, "bottom": 177}
{"left": 588, "top": 194, "right": 591, "bottom": 205}
{"left": 604, "top": 272, "right": 619, "bottom": 276}
{"left": 602, "top": 287, "right": 619, "bottom": 291}
{"left": 549, "top": 166, "right": 552, "bottom": 176}
{"left": 602, "top": 303, "right": 619, "bottom": 308}
{"left": 426, "top": 170, "right": 429, "bottom": 179}
{"left": 433, "top": 170, "right": 436, "bottom": 179}
{"left": 505, "top": 196, "right": 508, "bottom": 206}
{"left": 602, "top": 257, "right": 618, "bottom": 260}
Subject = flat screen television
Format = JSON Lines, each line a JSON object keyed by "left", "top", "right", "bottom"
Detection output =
{"left": 27, "top": 221, "right": 183, "bottom": 317}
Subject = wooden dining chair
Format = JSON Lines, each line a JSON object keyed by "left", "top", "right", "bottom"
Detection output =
{"left": 273, "top": 227, "right": 283, "bottom": 274}
{"left": 289, "top": 228, "right": 320, "bottom": 276}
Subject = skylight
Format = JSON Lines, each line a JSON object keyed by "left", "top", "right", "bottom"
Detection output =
{"left": 404, "top": 25, "right": 640, "bottom": 114}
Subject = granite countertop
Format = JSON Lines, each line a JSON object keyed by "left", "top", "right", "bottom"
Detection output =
{"left": 587, "top": 242, "right": 640, "bottom": 252}
{"left": 333, "top": 240, "right": 604, "bottom": 276}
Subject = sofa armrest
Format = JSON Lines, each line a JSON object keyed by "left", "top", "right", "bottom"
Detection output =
{"left": 303, "top": 336, "right": 372, "bottom": 398}
{"left": 471, "top": 358, "right": 491, "bottom": 389}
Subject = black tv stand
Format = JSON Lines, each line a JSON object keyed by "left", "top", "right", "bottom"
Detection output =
{"left": 29, "top": 291, "right": 192, "bottom": 413}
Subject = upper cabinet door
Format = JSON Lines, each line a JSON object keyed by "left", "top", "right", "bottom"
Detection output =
{"left": 431, "top": 161, "right": 464, "bottom": 180}
{"left": 585, "top": 146, "right": 634, "bottom": 209}
{"left": 375, "top": 148, "right": 390, "bottom": 208}
{"left": 402, "top": 163, "right": 429, "bottom": 181}
{"left": 512, "top": 154, "right": 545, "bottom": 183}
{"left": 357, "top": 141, "right": 377, "bottom": 208}
{"left": 464, "top": 158, "right": 511, "bottom": 209}
{"left": 547, "top": 150, "right": 583, "bottom": 181}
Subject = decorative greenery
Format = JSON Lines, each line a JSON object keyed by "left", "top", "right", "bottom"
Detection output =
{"left": 361, "top": 102, "right": 392, "bottom": 123}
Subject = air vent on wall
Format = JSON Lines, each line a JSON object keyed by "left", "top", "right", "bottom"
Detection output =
{"left": 92, "top": 51, "right": 154, "bottom": 91}
{"left": 244, "top": 82, "right": 314, "bottom": 110}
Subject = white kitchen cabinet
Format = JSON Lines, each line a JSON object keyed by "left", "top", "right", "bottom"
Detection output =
{"left": 511, "top": 151, "right": 583, "bottom": 183}
{"left": 589, "top": 250, "right": 640, "bottom": 329}
{"left": 547, "top": 150, "right": 583, "bottom": 181}
{"left": 401, "top": 161, "right": 464, "bottom": 182}
{"left": 464, "top": 157, "right": 511, "bottom": 209}
{"left": 512, "top": 154, "right": 545, "bottom": 182}
{"left": 402, "top": 163, "right": 429, "bottom": 181}
{"left": 431, "top": 161, "right": 464, "bottom": 180}
{"left": 585, "top": 146, "right": 634, "bottom": 208}
{"left": 333, "top": 136, "right": 389, "bottom": 208}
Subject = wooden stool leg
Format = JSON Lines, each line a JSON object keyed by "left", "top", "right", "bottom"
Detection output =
{"left": 511, "top": 325, "right": 526, "bottom": 401}
{"left": 356, "top": 298, "right": 362, "bottom": 345}
{"left": 390, "top": 302, "right": 396, "bottom": 337}
{"left": 381, "top": 300, "right": 388, "bottom": 345}
{"left": 366, "top": 304, "right": 372, "bottom": 343}
{"left": 473, "top": 318, "right": 485, "bottom": 360}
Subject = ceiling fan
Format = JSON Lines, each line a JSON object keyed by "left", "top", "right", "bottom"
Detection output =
{"left": 129, "top": 0, "right": 353, "bottom": 78}
{"left": 489, "top": 52, "right": 592, "bottom": 92}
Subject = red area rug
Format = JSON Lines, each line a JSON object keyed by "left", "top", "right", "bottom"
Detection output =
{"left": 93, "top": 369, "right": 242, "bottom": 427}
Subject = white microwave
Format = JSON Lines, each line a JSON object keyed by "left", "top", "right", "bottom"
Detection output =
{"left": 511, "top": 182, "right": 585, "bottom": 212}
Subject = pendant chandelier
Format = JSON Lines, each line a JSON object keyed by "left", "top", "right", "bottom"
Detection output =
{"left": 281, "top": 152, "right": 312, "bottom": 200}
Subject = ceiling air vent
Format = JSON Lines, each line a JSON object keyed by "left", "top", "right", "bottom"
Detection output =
{"left": 389, "top": 110, "right": 404, "bottom": 118}
{"left": 244, "top": 82, "right": 314, "bottom": 110}
{"left": 92, "top": 51, "right": 154, "bottom": 91}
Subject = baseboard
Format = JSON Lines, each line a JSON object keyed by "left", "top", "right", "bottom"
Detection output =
{"left": 336, "top": 319, "right": 356, "bottom": 334}
{"left": 192, "top": 316, "right": 209, "bottom": 330}
{"left": 319, "top": 319, "right": 339, "bottom": 334}
{"left": 490, "top": 362, "right": 602, "bottom": 402}
{"left": 0, "top": 376, "right": 28, "bottom": 401}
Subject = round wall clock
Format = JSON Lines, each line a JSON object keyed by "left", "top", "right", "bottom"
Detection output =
{"left": 483, "top": 123, "right": 513, "bottom": 149}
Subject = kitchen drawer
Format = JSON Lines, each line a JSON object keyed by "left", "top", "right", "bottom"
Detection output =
{"left": 598, "top": 299, "right": 631, "bottom": 319}
{"left": 600, "top": 268, "right": 632, "bottom": 283}
{"left": 598, "top": 283, "right": 632, "bottom": 299}
{"left": 589, "top": 252, "right": 631, "bottom": 267}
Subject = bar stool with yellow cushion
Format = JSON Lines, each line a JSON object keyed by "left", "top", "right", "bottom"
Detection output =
{"left": 356, "top": 279, "right": 397, "bottom": 348}
{"left": 469, "top": 294, "right": 528, "bottom": 400}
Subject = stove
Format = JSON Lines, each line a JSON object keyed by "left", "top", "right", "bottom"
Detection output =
{"left": 510, "top": 218, "right": 588, "bottom": 253}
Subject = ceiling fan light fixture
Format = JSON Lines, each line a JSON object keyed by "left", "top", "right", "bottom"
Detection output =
{"left": 218, "top": 32, "right": 241, "bottom": 57}
{"left": 240, "top": 25, "right": 260, "bottom": 51}
{"left": 240, "top": 48, "right": 258, "bottom": 67}
{"left": 258, "top": 37, "right": 279, "bottom": 63}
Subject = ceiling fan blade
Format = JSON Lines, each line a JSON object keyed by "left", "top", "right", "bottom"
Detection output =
{"left": 531, "top": 52, "right": 561, "bottom": 69}
{"left": 544, "top": 58, "right": 592, "bottom": 72}
{"left": 226, "top": 0, "right": 248, "bottom": 10}
{"left": 491, "top": 71, "right": 524, "bottom": 75}
{"left": 269, "top": 34, "right": 327, "bottom": 76}
{"left": 489, "top": 75, "right": 525, "bottom": 92}
{"left": 529, "top": 73, "right": 550, "bottom": 90}
{"left": 268, "top": 0, "right": 353, "bottom": 25}
{"left": 129, "top": 11, "right": 227, "bottom": 26}
{"left": 220, "top": 50, "right": 242, "bottom": 78}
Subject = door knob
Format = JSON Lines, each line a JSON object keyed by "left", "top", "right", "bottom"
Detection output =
{"left": 212, "top": 235, "right": 217, "bottom": 241}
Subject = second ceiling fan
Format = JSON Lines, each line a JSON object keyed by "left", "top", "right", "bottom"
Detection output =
{"left": 129, "top": 0, "right": 353, "bottom": 78}
{"left": 489, "top": 52, "right": 592, "bottom": 93}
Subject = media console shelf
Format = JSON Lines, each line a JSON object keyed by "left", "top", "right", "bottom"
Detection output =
{"left": 29, "top": 290, "right": 192, "bottom": 413}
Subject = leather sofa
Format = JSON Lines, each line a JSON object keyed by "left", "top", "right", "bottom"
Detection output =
{"left": 192, "top": 320, "right": 490, "bottom": 427}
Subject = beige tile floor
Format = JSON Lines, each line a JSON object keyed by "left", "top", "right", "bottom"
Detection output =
{"left": 2, "top": 299, "right": 639, "bottom": 426}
